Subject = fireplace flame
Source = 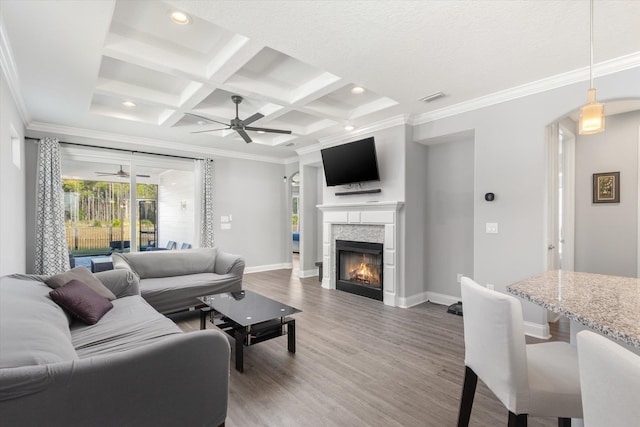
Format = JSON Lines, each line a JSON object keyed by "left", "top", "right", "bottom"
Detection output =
{"left": 348, "top": 254, "right": 381, "bottom": 286}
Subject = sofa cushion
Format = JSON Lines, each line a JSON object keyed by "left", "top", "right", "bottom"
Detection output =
{"left": 71, "top": 295, "right": 182, "bottom": 358}
{"left": 49, "top": 279, "right": 113, "bottom": 325}
{"left": 140, "top": 272, "right": 241, "bottom": 314}
{"left": 0, "top": 277, "right": 78, "bottom": 368}
{"left": 45, "top": 266, "right": 116, "bottom": 301}
{"left": 113, "top": 248, "right": 217, "bottom": 279}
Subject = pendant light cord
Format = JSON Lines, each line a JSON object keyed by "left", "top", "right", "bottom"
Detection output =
{"left": 589, "top": 0, "right": 594, "bottom": 88}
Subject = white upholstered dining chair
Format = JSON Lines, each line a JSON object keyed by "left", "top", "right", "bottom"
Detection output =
{"left": 577, "top": 330, "right": 640, "bottom": 427}
{"left": 457, "top": 277, "right": 583, "bottom": 427}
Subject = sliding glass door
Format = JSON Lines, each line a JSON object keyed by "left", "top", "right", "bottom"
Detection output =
{"left": 60, "top": 147, "right": 196, "bottom": 260}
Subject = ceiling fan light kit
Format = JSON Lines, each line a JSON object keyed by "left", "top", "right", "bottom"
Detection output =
{"left": 187, "top": 95, "right": 292, "bottom": 143}
{"left": 578, "top": 0, "right": 605, "bottom": 136}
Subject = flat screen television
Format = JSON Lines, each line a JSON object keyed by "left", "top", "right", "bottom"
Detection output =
{"left": 320, "top": 137, "right": 380, "bottom": 187}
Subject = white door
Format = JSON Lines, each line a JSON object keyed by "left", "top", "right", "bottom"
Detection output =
{"left": 547, "top": 123, "right": 576, "bottom": 271}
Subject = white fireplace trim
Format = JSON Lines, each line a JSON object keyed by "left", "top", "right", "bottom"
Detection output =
{"left": 317, "top": 201, "right": 404, "bottom": 307}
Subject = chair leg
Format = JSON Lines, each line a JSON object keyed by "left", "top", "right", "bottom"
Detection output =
{"left": 508, "top": 412, "right": 528, "bottom": 427}
{"left": 457, "top": 366, "right": 478, "bottom": 427}
{"left": 558, "top": 418, "right": 571, "bottom": 427}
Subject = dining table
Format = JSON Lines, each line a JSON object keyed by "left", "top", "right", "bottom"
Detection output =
{"left": 507, "top": 269, "right": 640, "bottom": 354}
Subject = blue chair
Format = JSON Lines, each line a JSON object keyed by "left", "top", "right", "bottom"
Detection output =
{"left": 146, "top": 240, "right": 177, "bottom": 251}
{"left": 108, "top": 240, "right": 130, "bottom": 255}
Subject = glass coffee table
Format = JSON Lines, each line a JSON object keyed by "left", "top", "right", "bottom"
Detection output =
{"left": 198, "top": 290, "right": 301, "bottom": 373}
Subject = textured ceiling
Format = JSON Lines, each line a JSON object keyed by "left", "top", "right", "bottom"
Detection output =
{"left": 1, "top": 0, "right": 639, "bottom": 161}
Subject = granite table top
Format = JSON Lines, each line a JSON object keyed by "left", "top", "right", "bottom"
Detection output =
{"left": 507, "top": 270, "right": 640, "bottom": 348}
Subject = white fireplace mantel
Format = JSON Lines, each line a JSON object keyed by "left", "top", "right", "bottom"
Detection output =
{"left": 318, "top": 201, "right": 404, "bottom": 307}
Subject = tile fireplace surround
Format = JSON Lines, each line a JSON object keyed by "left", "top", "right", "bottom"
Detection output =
{"left": 317, "top": 201, "right": 404, "bottom": 307}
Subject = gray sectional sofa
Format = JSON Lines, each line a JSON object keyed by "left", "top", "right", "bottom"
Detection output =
{"left": 0, "top": 269, "right": 230, "bottom": 427}
{"left": 111, "top": 247, "right": 245, "bottom": 314}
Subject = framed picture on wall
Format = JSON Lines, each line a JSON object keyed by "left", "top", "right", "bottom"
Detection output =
{"left": 592, "top": 171, "right": 620, "bottom": 204}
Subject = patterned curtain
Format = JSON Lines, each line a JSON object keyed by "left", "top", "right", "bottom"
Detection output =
{"left": 200, "top": 158, "right": 215, "bottom": 248}
{"left": 34, "top": 137, "right": 70, "bottom": 274}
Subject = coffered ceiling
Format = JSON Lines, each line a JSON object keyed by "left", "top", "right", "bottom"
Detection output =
{"left": 1, "top": 0, "right": 640, "bottom": 161}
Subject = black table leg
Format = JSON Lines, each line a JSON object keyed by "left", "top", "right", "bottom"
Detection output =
{"left": 287, "top": 319, "right": 296, "bottom": 353}
{"left": 235, "top": 328, "right": 246, "bottom": 373}
{"left": 200, "top": 309, "right": 206, "bottom": 330}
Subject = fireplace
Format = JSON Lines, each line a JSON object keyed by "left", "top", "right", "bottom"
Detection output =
{"left": 335, "top": 240, "right": 383, "bottom": 301}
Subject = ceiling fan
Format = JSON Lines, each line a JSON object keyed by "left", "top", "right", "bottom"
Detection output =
{"left": 95, "top": 165, "right": 150, "bottom": 178}
{"left": 186, "top": 95, "right": 292, "bottom": 143}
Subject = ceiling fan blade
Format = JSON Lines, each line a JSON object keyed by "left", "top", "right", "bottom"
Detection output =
{"left": 95, "top": 173, "right": 117, "bottom": 176}
{"left": 244, "top": 126, "right": 292, "bottom": 135}
{"left": 236, "top": 129, "right": 252, "bottom": 143}
{"left": 191, "top": 126, "right": 231, "bottom": 134}
{"left": 136, "top": 174, "right": 151, "bottom": 178}
{"left": 184, "top": 112, "right": 230, "bottom": 127}
{"left": 242, "top": 112, "right": 264, "bottom": 126}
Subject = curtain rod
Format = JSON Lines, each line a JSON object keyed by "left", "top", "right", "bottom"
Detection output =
{"left": 24, "top": 137, "right": 206, "bottom": 161}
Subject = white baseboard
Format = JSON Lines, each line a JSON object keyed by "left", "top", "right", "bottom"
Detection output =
{"left": 398, "top": 292, "right": 428, "bottom": 308}
{"left": 425, "top": 291, "right": 461, "bottom": 307}
{"left": 523, "top": 321, "right": 551, "bottom": 340}
{"left": 244, "top": 263, "right": 292, "bottom": 274}
{"left": 299, "top": 268, "right": 318, "bottom": 278}
{"left": 398, "top": 291, "right": 459, "bottom": 308}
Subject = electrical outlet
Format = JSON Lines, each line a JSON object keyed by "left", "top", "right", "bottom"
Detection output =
{"left": 485, "top": 223, "right": 498, "bottom": 234}
{"left": 486, "top": 284, "right": 495, "bottom": 290}
{"left": 457, "top": 273, "right": 463, "bottom": 283}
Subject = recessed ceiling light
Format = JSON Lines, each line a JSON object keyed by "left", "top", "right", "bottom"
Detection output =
{"left": 351, "top": 86, "right": 365, "bottom": 94}
{"left": 122, "top": 101, "right": 136, "bottom": 108}
{"left": 257, "top": 130, "right": 265, "bottom": 134}
{"left": 170, "top": 11, "right": 191, "bottom": 25}
{"left": 344, "top": 125, "right": 355, "bottom": 131}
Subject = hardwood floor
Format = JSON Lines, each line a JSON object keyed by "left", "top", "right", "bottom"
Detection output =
{"left": 173, "top": 257, "right": 570, "bottom": 426}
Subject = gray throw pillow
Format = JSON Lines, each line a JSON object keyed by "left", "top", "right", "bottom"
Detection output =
{"left": 49, "top": 279, "right": 113, "bottom": 325}
{"left": 45, "top": 266, "right": 116, "bottom": 300}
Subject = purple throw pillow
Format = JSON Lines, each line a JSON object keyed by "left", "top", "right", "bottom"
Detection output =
{"left": 49, "top": 279, "right": 113, "bottom": 325}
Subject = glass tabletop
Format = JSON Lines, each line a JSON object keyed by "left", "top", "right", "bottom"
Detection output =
{"left": 198, "top": 290, "right": 301, "bottom": 327}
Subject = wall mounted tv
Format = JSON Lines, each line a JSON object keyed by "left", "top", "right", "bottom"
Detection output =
{"left": 320, "top": 137, "right": 380, "bottom": 187}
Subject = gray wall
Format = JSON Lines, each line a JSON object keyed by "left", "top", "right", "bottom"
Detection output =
{"left": 0, "top": 71, "right": 26, "bottom": 275}
{"left": 213, "top": 157, "right": 287, "bottom": 269}
{"left": 575, "top": 111, "right": 639, "bottom": 277}
{"left": 413, "top": 65, "right": 640, "bottom": 326}
{"left": 404, "top": 125, "right": 427, "bottom": 300}
{"left": 300, "top": 164, "right": 320, "bottom": 274}
{"left": 423, "top": 137, "right": 475, "bottom": 298}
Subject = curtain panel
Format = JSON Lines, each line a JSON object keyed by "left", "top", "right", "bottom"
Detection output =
{"left": 200, "top": 158, "right": 215, "bottom": 248}
{"left": 34, "top": 137, "right": 70, "bottom": 275}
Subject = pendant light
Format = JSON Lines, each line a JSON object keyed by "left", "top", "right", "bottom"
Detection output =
{"left": 578, "top": 0, "right": 605, "bottom": 135}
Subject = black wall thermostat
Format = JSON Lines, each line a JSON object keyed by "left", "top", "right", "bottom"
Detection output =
{"left": 484, "top": 192, "right": 495, "bottom": 202}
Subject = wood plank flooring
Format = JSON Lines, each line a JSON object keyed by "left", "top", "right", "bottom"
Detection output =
{"left": 173, "top": 258, "right": 569, "bottom": 427}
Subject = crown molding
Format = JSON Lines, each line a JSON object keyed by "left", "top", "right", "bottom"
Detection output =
{"left": 412, "top": 52, "right": 640, "bottom": 126}
{"left": 0, "top": 16, "right": 30, "bottom": 124}
{"left": 26, "top": 122, "right": 292, "bottom": 165}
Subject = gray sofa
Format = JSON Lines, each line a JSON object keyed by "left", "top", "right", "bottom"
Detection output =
{"left": 0, "top": 269, "right": 230, "bottom": 427}
{"left": 111, "top": 248, "right": 244, "bottom": 314}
